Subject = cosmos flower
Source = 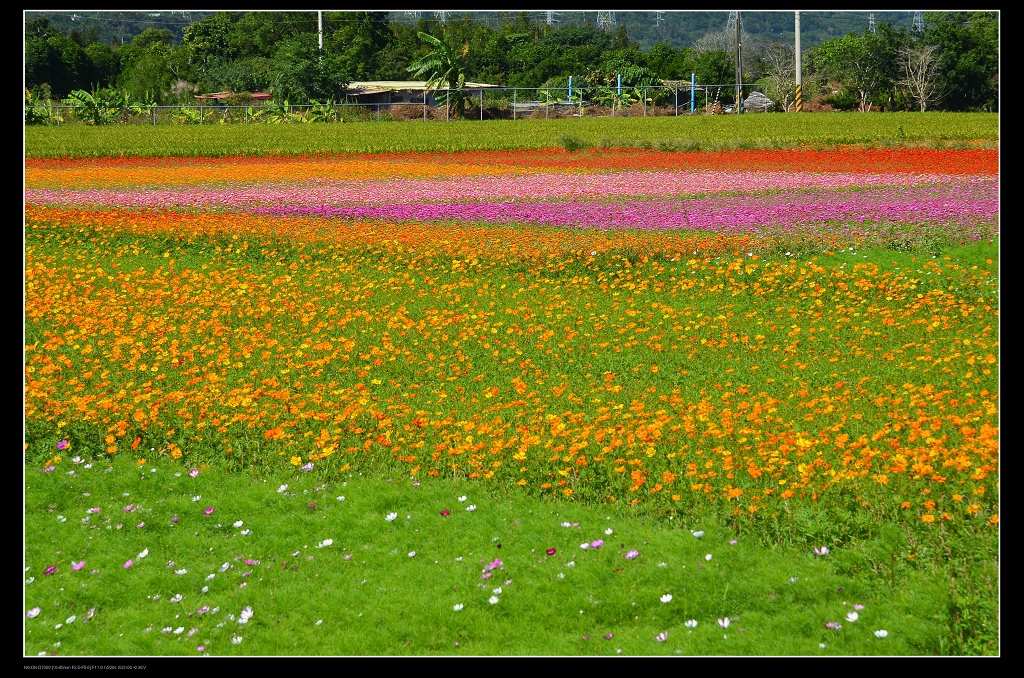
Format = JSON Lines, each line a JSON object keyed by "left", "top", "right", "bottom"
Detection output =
{"left": 660, "top": 594, "right": 673, "bottom": 603}
{"left": 625, "top": 550, "right": 639, "bottom": 560}
{"left": 813, "top": 546, "right": 830, "bottom": 556}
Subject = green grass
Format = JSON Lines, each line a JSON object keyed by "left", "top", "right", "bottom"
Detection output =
{"left": 27, "top": 454, "right": 954, "bottom": 656}
{"left": 25, "top": 112, "right": 998, "bottom": 159}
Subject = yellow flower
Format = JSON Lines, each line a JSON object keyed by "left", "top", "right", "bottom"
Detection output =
{"left": 290, "top": 455, "right": 302, "bottom": 466}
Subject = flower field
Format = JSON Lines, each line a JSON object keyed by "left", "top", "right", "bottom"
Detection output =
{"left": 25, "top": 146, "right": 999, "bottom": 534}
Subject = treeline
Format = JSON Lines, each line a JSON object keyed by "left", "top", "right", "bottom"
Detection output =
{"left": 25, "top": 11, "right": 997, "bottom": 113}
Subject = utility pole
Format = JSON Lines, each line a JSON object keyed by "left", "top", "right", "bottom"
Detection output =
{"left": 318, "top": 11, "right": 323, "bottom": 52}
{"left": 734, "top": 11, "right": 742, "bottom": 113}
{"left": 794, "top": 11, "right": 802, "bottom": 113}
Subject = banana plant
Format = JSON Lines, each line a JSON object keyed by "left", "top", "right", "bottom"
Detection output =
{"left": 305, "top": 100, "right": 338, "bottom": 123}
{"left": 61, "top": 88, "right": 120, "bottom": 125}
{"left": 25, "top": 88, "right": 59, "bottom": 125}
{"left": 407, "top": 31, "right": 468, "bottom": 119}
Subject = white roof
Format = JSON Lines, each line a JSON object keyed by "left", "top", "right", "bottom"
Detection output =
{"left": 347, "top": 80, "right": 498, "bottom": 91}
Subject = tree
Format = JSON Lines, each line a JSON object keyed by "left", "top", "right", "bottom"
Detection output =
{"left": 924, "top": 12, "right": 998, "bottom": 112}
{"left": 898, "top": 43, "right": 945, "bottom": 112}
{"left": 809, "top": 31, "right": 897, "bottom": 112}
{"left": 407, "top": 31, "right": 469, "bottom": 118}
{"left": 759, "top": 40, "right": 796, "bottom": 112}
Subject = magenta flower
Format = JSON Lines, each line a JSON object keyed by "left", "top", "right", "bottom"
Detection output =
{"left": 245, "top": 559, "right": 258, "bottom": 566}
{"left": 188, "top": 469, "right": 199, "bottom": 478}
{"left": 546, "top": 548, "right": 557, "bottom": 556}
{"left": 72, "top": 561, "right": 85, "bottom": 571}
{"left": 196, "top": 646, "right": 205, "bottom": 653}
{"left": 124, "top": 560, "right": 133, "bottom": 569}
{"left": 480, "top": 572, "right": 493, "bottom": 580}
{"left": 87, "top": 507, "right": 101, "bottom": 514}
{"left": 440, "top": 509, "right": 451, "bottom": 516}
{"left": 57, "top": 440, "right": 69, "bottom": 450}
{"left": 171, "top": 516, "right": 179, "bottom": 523}
{"left": 43, "top": 466, "right": 55, "bottom": 473}
{"left": 484, "top": 558, "right": 503, "bottom": 571}
{"left": 45, "top": 565, "right": 57, "bottom": 575}
{"left": 203, "top": 507, "right": 214, "bottom": 515}
{"left": 123, "top": 504, "right": 134, "bottom": 512}
{"left": 590, "top": 540, "right": 604, "bottom": 549}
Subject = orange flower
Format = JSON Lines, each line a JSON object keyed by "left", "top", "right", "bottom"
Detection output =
{"left": 781, "top": 490, "right": 795, "bottom": 499}
{"left": 921, "top": 514, "right": 935, "bottom": 523}
{"left": 988, "top": 514, "right": 998, "bottom": 525}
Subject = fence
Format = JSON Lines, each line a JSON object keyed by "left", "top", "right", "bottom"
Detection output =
{"left": 32, "top": 84, "right": 779, "bottom": 126}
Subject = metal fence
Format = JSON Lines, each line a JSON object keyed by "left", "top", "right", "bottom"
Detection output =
{"left": 32, "top": 84, "right": 780, "bottom": 126}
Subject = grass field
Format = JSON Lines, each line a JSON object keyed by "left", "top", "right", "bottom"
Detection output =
{"left": 24, "top": 114, "right": 999, "bottom": 657}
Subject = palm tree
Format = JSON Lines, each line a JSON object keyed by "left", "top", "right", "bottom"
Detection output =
{"left": 407, "top": 31, "right": 468, "bottom": 118}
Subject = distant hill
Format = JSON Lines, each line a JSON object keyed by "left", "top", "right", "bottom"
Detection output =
{"left": 386, "top": 10, "right": 922, "bottom": 51}
{"left": 25, "top": 10, "right": 921, "bottom": 51}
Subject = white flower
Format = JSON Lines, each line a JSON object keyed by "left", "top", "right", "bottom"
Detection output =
{"left": 137, "top": 548, "right": 149, "bottom": 559}
{"left": 26, "top": 577, "right": 35, "bottom": 584}
{"left": 455, "top": 557, "right": 462, "bottom": 562}
{"left": 660, "top": 594, "right": 672, "bottom": 604}
{"left": 874, "top": 630, "right": 888, "bottom": 638}
{"left": 317, "top": 539, "right": 334, "bottom": 548}
{"left": 57, "top": 515, "right": 66, "bottom": 523}
{"left": 65, "top": 615, "right": 76, "bottom": 624}
{"left": 336, "top": 496, "right": 345, "bottom": 501}
{"left": 315, "top": 619, "right": 323, "bottom": 626}
{"left": 453, "top": 604, "right": 464, "bottom": 611}
{"left": 579, "top": 542, "right": 590, "bottom": 550}
{"left": 219, "top": 562, "right": 230, "bottom": 572}
{"left": 277, "top": 485, "right": 288, "bottom": 493}
{"left": 72, "top": 456, "right": 82, "bottom": 464}
{"left": 240, "top": 529, "right": 251, "bottom": 536}
{"left": 54, "top": 623, "right": 63, "bottom": 630}
{"left": 201, "top": 586, "right": 209, "bottom": 593}
{"left": 789, "top": 577, "right": 799, "bottom": 583}
{"left": 466, "top": 505, "right": 476, "bottom": 512}
{"left": 605, "top": 528, "right": 613, "bottom": 535}
{"left": 231, "top": 635, "right": 243, "bottom": 644}
{"left": 488, "top": 596, "right": 499, "bottom": 605}
{"left": 408, "top": 551, "right": 416, "bottom": 558}
{"left": 162, "top": 627, "right": 173, "bottom": 634}
{"left": 845, "top": 611, "right": 859, "bottom": 622}
{"left": 654, "top": 631, "right": 668, "bottom": 642}
{"left": 238, "top": 606, "right": 253, "bottom": 624}
{"left": 557, "top": 573, "right": 565, "bottom": 579}
{"left": 458, "top": 496, "right": 467, "bottom": 502}
{"left": 492, "top": 587, "right": 502, "bottom": 595}
{"left": 561, "top": 522, "right": 571, "bottom": 528}
{"left": 83, "top": 463, "right": 92, "bottom": 469}
{"left": 718, "top": 617, "right": 731, "bottom": 628}
{"left": 233, "top": 521, "right": 244, "bottom": 528}
{"left": 685, "top": 619, "right": 698, "bottom": 629}
{"left": 705, "top": 554, "right": 713, "bottom": 561}
{"left": 658, "top": 562, "right": 667, "bottom": 568}
{"left": 819, "top": 643, "right": 826, "bottom": 648}
{"left": 175, "top": 569, "right": 187, "bottom": 575}
{"left": 174, "top": 627, "right": 184, "bottom": 634}
{"left": 813, "top": 546, "right": 830, "bottom": 556}
{"left": 170, "top": 594, "right": 182, "bottom": 603}
{"left": 692, "top": 530, "right": 704, "bottom": 538}
{"left": 191, "top": 495, "right": 201, "bottom": 502}
{"left": 385, "top": 512, "right": 398, "bottom": 522}
{"left": 566, "top": 561, "right": 575, "bottom": 568}
{"left": 206, "top": 574, "right": 216, "bottom": 581}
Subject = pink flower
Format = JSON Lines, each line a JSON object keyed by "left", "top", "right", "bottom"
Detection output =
{"left": 72, "top": 561, "right": 85, "bottom": 571}
{"left": 484, "top": 558, "right": 502, "bottom": 571}
{"left": 546, "top": 548, "right": 557, "bottom": 556}
{"left": 854, "top": 604, "right": 865, "bottom": 610}
{"left": 87, "top": 507, "right": 101, "bottom": 514}
{"left": 203, "top": 507, "right": 214, "bottom": 515}
{"left": 245, "top": 559, "right": 258, "bottom": 566}
{"left": 57, "top": 440, "right": 69, "bottom": 450}
{"left": 440, "top": 509, "right": 451, "bottom": 516}
{"left": 45, "top": 565, "right": 57, "bottom": 575}
{"left": 43, "top": 466, "right": 55, "bottom": 473}
{"left": 813, "top": 546, "right": 830, "bottom": 556}
{"left": 124, "top": 560, "right": 133, "bottom": 569}
{"left": 625, "top": 549, "right": 639, "bottom": 560}
{"left": 590, "top": 540, "right": 604, "bottom": 549}
{"left": 27, "top": 607, "right": 41, "bottom": 618}
{"left": 188, "top": 469, "right": 199, "bottom": 478}
{"left": 196, "top": 645, "right": 205, "bottom": 653}
{"left": 123, "top": 504, "right": 134, "bottom": 512}
{"left": 171, "top": 516, "right": 179, "bottom": 523}
{"left": 301, "top": 462, "right": 314, "bottom": 472}
{"left": 480, "top": 572, "right": 493, "bottom": 579}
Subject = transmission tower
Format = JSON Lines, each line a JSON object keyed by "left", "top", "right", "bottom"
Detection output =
{"left": 545, "top": 11, "right": 558, "bottom": 26}
{"left": 912, "top": 11, "right": 924, "bottom": 34}
{"left": 868, "top": 13, "right": 876, "bottom": 33}
{"left": 404, "top": 12, "right": 421, "bottom": 20}
{"left": 434, "top": 11, "right": 449, "bottom": 24}
{"left": 655, "top": 11, "right": 665, "bottom": 27}
{"left": 597, "top": 11, "right": 615, "bottom": 31}
{"left": 726, "top": 11, "right": 737, "bottom": 31}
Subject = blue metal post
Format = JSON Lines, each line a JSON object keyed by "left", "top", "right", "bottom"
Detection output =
{"left": 568, "top": 76, "right": 573, "bottom": 104}
{"left": 690, "top": 73, "right": 696, "bottom": 114}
